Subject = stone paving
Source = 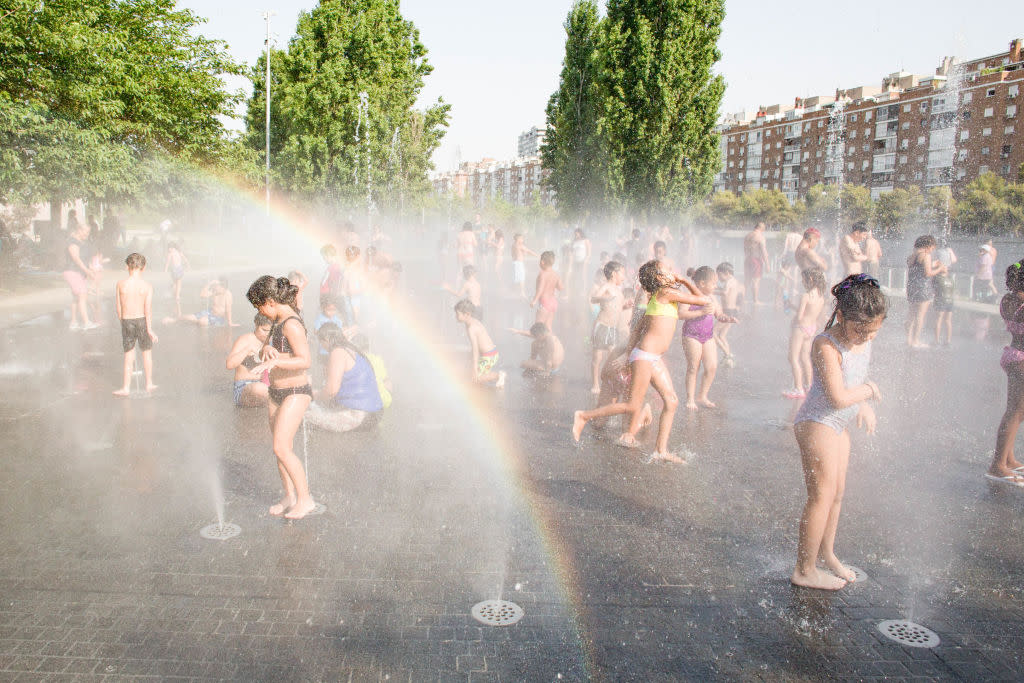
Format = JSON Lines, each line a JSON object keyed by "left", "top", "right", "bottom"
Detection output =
{"left": 0, "top": 257, "right": 1023, "bottom": 681}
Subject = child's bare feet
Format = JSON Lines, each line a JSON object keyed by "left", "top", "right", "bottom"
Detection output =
{"left": 113, "top": 388, "right": 131, "bottom": 397}
{"left": 572, "top": 411, "right": 586, "bottom": 442}
{"left": 698, "top": 398, "right": 716, "bottom": 408}
{"left": 685, "top": 400, "right": 698, "bottom": 411}
{"left": 284, "top": 498, "right": 316, "bottom": 520}
{"left": 791, "top": 568, "right": 847, "bottom": 590}
{"left": 822, "top": 556, "right": 856, "bottom": 582}
{"left": 615, "top": 433, "right": 639, "bottom": 449}
{"left": 145, "top": 384, "right": 158, "bottom": 393}
{"left": 640, "top": 403, "right": 653, "bottom": 428}
{"left": 648, "top": 451, "right": 685, "bottom": 464}
{"left": 269, "top": 496, "right": 296, "bottom": 516}
{"left": 590, "top": 386, "right": 600, "bottom": 394}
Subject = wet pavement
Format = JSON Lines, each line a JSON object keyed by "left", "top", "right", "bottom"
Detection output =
{"left": 1, "top": 252, "right": 1023, "bottom": 682}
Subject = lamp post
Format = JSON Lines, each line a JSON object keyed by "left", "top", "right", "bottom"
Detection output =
{"left": 261, "top": 10, "right": 275, "bottom": 217}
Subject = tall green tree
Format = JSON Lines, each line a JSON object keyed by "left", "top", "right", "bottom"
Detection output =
{"left": 541, "top": 1, "right": 604, "bottom": 221}
{"left": 0, "top": 0, "right": 244, "bottom": 205}
{"left": 873, "top": 186, "right": 923, "bottom": 237}
{"left": 244, "top": 0, "right": 449, "bottom": 212}
{"left": 595, "top": 0, "right": 726, "bottom": 219}
{"left": 956, "top": 172, "right": 1024, "bottom": 235}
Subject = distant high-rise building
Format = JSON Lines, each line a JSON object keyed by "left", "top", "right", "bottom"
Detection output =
{"left": 713, "top": 38, "right": 1023, "bottom": 201}
{"left": 517, "top": 126, "right": 546, "bottom": 159}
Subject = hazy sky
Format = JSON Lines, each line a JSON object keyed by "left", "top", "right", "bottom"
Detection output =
{"left": 178, "top": 0, "right": 1024, "bottom": 171}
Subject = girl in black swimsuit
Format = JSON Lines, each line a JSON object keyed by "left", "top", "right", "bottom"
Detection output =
{"left": 246, "top": 275, "right": 317, "bottom": 520}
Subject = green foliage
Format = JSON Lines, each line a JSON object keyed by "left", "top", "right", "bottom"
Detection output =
{"left": 243, "top": 0, "right": 449, "bottom": 213}
{"left": 0, "top": 0, "right": 244, "bottom": 206}
{"left": 734, "top": 188, "right": 795, "bottom": 228}
{"left": 541, "top": 1, "right": 604, "bottom": 222}
{"left": 922, "top": 186, "right": 953, "bottom": 228}
{"left": 956, "top": 172, "right": 1024, "bottom": 235}
{"left": 872, "top": 186, "right": 923, "bottom": 236}
{"left": 594, "top": 0, "right": 726, "bottom": 219}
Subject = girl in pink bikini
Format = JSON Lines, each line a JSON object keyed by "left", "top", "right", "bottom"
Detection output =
{"left": 679, "top": 266, "right": 738, "bottom": 410}
{"left": 987, "top": 260, "right": 1024, "bottom": 486}
{"left": 784, "top": 268, "right": 827, "bottom": 399}
{"left": 531, "top": 251, "right": 564, "bottom": 331}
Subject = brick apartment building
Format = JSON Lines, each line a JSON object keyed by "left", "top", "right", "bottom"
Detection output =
{"left": 714, "top": 39, "right": 1023, "bottom": 202}
{"left": 432, "top": 156, "right": 554, "bottom": 208}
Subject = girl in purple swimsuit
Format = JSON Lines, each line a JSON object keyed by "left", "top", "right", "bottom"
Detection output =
{"left": 679, "top": 267, "right": 738, "bottom": 410}
{"left": 987, "top": 261, "right": 1024, "bottom": 486}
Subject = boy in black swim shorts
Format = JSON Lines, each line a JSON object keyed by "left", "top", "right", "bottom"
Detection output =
{"left": 114, "top": 253, "right": 158, "bottom": 395}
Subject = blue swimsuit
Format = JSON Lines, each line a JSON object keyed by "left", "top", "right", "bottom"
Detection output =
{"left": 794, "top": 331, "right": 872, "bottom": 433}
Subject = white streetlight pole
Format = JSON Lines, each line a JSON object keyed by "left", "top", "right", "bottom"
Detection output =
{"left": 262, "top": 10, "right": 275, "bottom": 217}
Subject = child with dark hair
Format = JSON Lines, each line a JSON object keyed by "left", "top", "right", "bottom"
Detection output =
{"left": 986, "top": 261, "right": 1024, "bottom": 486}
{"left": 305, "top": 323, "right": 387, "bottom": 432}
{"left": 509, "top": 322, "right": 564, "bottom": 376}
{"left": 784, "top": 268, "right": 827, "bottom": 399}
{"left": 714, "top": 262, "right": 742, "bottom": 367}
{"left": 443, "top": 265, "right": 483, "bottom": 319}
{"left": 226, "top": 313, "right": 272, "bottom": 407}
{"left": 792, "top": 273, "right": 887, "bottom": 590}
{"left": 113, "top": 253, "right": 157, "bottom": 395}
{"left": 679, "top": 266, "right": 738, "bottom": 410}
{"left": 589, "top": 261, "right": 626, "bottom": 393}
{"left": 342, "top": 245, "right": 364, "bottom": 323}
{"left": 164, "top": 241, "right": 189, "bottom": 318}
{"left": 454, "top": 299, "right": 505, "bottom": 388}
{"left": 531, "top": 251, "right": 564, "bottom": 331}
{"left": 906, "top": 234, "right": 946, "bottom": 348}
{"left": 245, "top": 275, "right": 316, "bottom": 520}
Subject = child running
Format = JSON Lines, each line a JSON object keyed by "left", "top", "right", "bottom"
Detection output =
{"left": 246, "top": 275, "right": 316, "bottom": 520}
{"left": 454, "top": 299, "right": 506, "bottom": 388}
{"left": 678, "top": 266, "right": 738, "bottom": 410}
{"left": 572, "top": 260, "right": 710, "bottom": 462}
{"left": 531, "top": 251, "right": 564, "bottom": 331}
{"left": 714, "top": 262, "right": 742, "bottom": 367}
{"left": 987, "top": 261, "right": 1024, "bottom": 486}
{"left": 113, "top": 253, "right": 157, "bottom": 395}
{"left": 590, "top": 261, "right": 625, "bottom": 393}
{"left": 792, "top": 273, "right": 886, "bottom": 590}
{"left": 784, "top": 268, "right": 828, "bottom": 399}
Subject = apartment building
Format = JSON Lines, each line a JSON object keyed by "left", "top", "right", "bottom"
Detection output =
{"left": 714, "top": 39, "right": 1023, "bottom": 201}
{"left": 432, "top": 156, "right": 554, "bottom": 207}
{"left": 517, "top": 126, "right": 546, "bottom": 159}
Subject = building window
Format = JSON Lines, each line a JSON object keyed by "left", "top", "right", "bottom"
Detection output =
{"left": 863, "top": 143, "right": 869, "bottom": 152}
{"left": 987, "top": 88, "right": 996, "bottom": 97}
{"left": 920, "top": 102, "right": 929, "bottom": 113}
{"left": 815, "top": 150, "right": 821, "bottom": 158}
{"left": 899, "top": 155, "right": 908, "bottom": 164}
{"left": 914, "top": 171, "right": 923, "bottom": 181}
{"left": 1003, "top": 145, "right": 1013, "bottom": 157}
{"left": 960, "top": 130, "right": 969, "bottom": 141}
{"left": 903, "top": 104, "right": 911, "bottom": 112}
{"left": 900, "top": 139, "right": 909, "bottom": 149}
{"left": 739, "top": 160, "right": 745, "bottom": 168}
{"left": 815, "top": 164, "right": 821, "bottom": 172}
{"left": 963, "top": 92, "right": 973, "bottom": 104}
{"left": 957, "top": 168, "right": 967, "bottom": 180}
{"left": 1004, "top": 164, "right": 1012, "bottom": 175}
{"left": 728, "top": 161, "right": 734, "bottom": 168}
{"left": 864, "top": 128, "right": 871, "bottom": 138}
{"left": 917, "top": 136, "right": 925, "bottom": 145}
{"left": 982, "top": 146, "right": 990, "bottom": 155}
{"left": 850, "top": 130, "right": 857, "bottom": 139}
{"left": 901, "top": 122, "right": 910, "bottom": 130}
{"left": 818, "top": 121, "right": 824, "bottom": 128}
{"left": 1010, "top": 85, "right": 1019, "bottom": 98}
{"left": 984, "top": 107, "right": 994, "bottom": 117}
{"left": 979, "top": 165, "right": 989, "bottom": 174}
{"left": 802, "top": 152, "right": 809, "bottom": 161}
{"left": 983, "top": 127, "right": 992, "bottom": 136}
{"left": 1008, "top": 105, "right": 1018, "bottom": 118}
{"left": 865, "top": 111, "right": 873, "bottom": 121}
{"left": 1007, "top": 126, "right": 1016, "bottom": 135}
{"left": 862, "top": 160, "right": 869, "bottom": 170}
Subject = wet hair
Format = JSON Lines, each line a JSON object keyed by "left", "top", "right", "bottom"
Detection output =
{"left": 494, "top": 229, "right": 503, "bottom": 240}
{"left": 514, "top": 233, "right": 524, "bottom": 241}
{"left": 913, "top": 235, "right": 937, "bottom": 250}
{"left": 603, "top": 260, "right": 624, "bottom": 280}
{"left": 851, "top": 221, "right": 869, "bottom": 234}
{"left": 612, "top": 252, "right": 627, "bottom": 265}
{"left": 319, "top": 294, "right": 341, "bottom": 311}
{"left": 802, "top": 267, "right": 827, "bottom": 295}
{"left": 803, "top": 227, "right": 821, "bottom": 239}
{"left": 938, "top": 236, "right": 948, "bottom": 248}
{"left": 246, "top": 275, "right": 299, "bottom": 309}
{"left": 462, "top": 221, "right": 474, "bottom": 232}
{"left": 454, "top": 299, "right": 476, "bottom": 317}
{"left": 345, "top": 245, "right": 361, "bottom": 262}
{"left": 320, "top": 244, "right": 337, "bottom": 259}
{"left": 462, "top": 265, "right": 476, "bottom": 279}
{"left": 529, "top": 322, "right": 549, "bottom": 337}
{"left": 685, "top": 267, "right": 696, "bottom": 279}
{"left": 253, "top": 313, "right": 272, "bottom": 327}
{"left": 125, "top": 252, "right": 146, "bottom": 270}
{"left": 653, "top": 240, "right": 666, "bottom": 252}
{"left": 1006, "top": 260, "right": 1024, "bottom": 292}
{"left": 574, "top": 228, "right": 585, "bottom": 238}
{"left": 287, "top": 270, "right": 305, "bottom": 285}
{"left": 692, "top": 265, "right": 716, "bottom": 284}
{"left": 539, "top": 250, "right": 555, "bottom": 268}
{"left": 716, "top": 262, "right": 734, "bottom": 276}
{"left": 638, "top": 260, "right": 669, "bottom": 294}
{"left": 824, "top": 273, "right": 888, "bottom": 330}
{"left": 316, "top": 322, "right": 362, "bottom": 355}
{"left": 631, "top": 229, "right": 641, "bottom": 239}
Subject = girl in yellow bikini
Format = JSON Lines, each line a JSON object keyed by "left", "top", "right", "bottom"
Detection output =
{"left": 573, "top": 260, "right": 709, "bottom": 462}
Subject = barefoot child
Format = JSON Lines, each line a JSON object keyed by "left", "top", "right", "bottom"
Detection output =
{"left": 531, "top": 251, "right": 564, "bottom": 331}
{"left": 164, "top": 241, "right": 189, "bottom": 318}
{"left": 454, "top": 299, "right": 506, "bottom": 387}
{"left": 510, "top": 323, "right": 564, "bottom": 376}
{"left": 590, "top": 261, "right": 625, "bottom": 393}
{"left": 679, "top": 266, "right": 738, "bottom": 410}
{"left": 226, "top": 314, "right": 272, "bottom": 407}
{"left": 987, "top": 261, "right": 1024, "bottom": 485}
{"left": 572, "top": 260, "right": 710, "bottom": 462}
{"left": 784, "top": 268, "right": 827, "bottom": 399}
{"left": 246, "top": 275, "right": 317, "bottom": 520}
{"left": 179, "top": 278, "right": 236, "bottom": 327}
{"left": 113, "top": 253, "right": 158, "bottom": 395}
{"left": 792, "top": 273, "right": 886, "bottom": 590}
{"left": 511, "top": 234, "right": 537, "bottom": 297}
{"left": 714, "top": 262, "right": 742, "bottom": 367}
{"left": 444, "top": 265, "right": 483, "bottom": 319}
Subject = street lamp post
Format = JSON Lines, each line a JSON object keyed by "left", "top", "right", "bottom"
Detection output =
{"left": 262, "top": 10, "right": 275, "bottom": 217}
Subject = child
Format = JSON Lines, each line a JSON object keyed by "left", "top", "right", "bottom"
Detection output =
{"left": 678, "top": 266, "right": 738, "bottom": 410}
{"left": 305, "top": 323, "right": 387, "bottom": 433}
{"left": 714, "top": 262, "right": 742, "bottom": 367}
{"left": 245, "top": 275, "right": 316, "bottom": 520}
{"left": 531, "top": 251, "right": 564, "bottom": 331}
{"left": 342, "top": 245, "right": 364, "bottom": 324}
{"left": 314, "top": 295, "right": 355, "bottom": 359}
{"left": 319, "top": 244, "right": 344, "bottom": 303}
{"left": 784, "top": 268, "right": 827, "bottom": 399}
{"left": 456, "top": 221, "right": 478, "bottom": 268}
{"left": 454, "top": 299, "right": 506, "bottom": 388}
{"left": 987, "top": 261, "right": 1024, "bottom": 485}
{"left": 164, "top": 241, "right": 189, "bottom": 318}
{"left": 572, "top": 260, "right": 710, "bottom": 462}
{"left": 226, "top": 314, "right": 272, "bottom": 407}
{"left": 510, "top": 234, "right": 537, "bottom": 297}
{"left": 590, "top": 261, "right": 625, "bottom": 393}
{"left": 287, "top": 270, "right": 309, "bottom": 315}
{"left": 180, "top": 278, "right": 235, "bottom": 327}
{"left": 792, "top": 273, "right": 886, "bottom": 590}
{"left": 510, "top": 323, "right": 564, "bottom": 376}
{"left": 443, "top": 265, "right": 483, "bottom": 319}
{"left": 113, "top": 253, "right": 158, "bottom": 396}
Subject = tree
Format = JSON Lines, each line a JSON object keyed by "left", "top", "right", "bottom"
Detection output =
{"left": 873, "top": 186, "right": 923, "bottom": 237}
{"left": 0, "top": 0, "right": 244, "bottom": 205}
{"left": 956, "top": 173, "right": 1024, "bottom": 235}
{"left": 541, "top": 1, "right": 604, "bottom": 222}
{"left": 244, "top": 0, "right": 449, "bottom": 213}
{"left": 735, "top": 188, "right": 794, "bottom": 228}
{"left": 595, "top": 0, "right": 726, "bottom": 219}
{"left": 923, "top": 186, "right": 953, "bottom": 232}
{"left": 696, "top": 190, "right": 739, "bottom": 227}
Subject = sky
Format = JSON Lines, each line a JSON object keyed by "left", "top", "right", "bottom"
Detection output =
{"left": 178, "top": 0, "right": 1024, "bottom": 172}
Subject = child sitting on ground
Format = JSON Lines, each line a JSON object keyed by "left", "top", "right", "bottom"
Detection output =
{"left": 174, "top": 278, "right": 236, "bottom": 327}
{"left": 113, "top": 253, "right": 158, "bottom": 396}
{"left": 454, "top": 299, "right": 506, "bottom": 388}
{"left": 509, "top": 323, "right": 565, "bottom": 377}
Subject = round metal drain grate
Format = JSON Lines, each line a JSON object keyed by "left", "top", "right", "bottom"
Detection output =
{"left": 307, "top": 502, "right": 327, "bottom": 516}
{"left": 845, "top": 566, "right": 869, "bottom": 583}
{"left": 199, "top": 523, "right": 241, "bottom": 540}
{"left": 471, "top": 600, "right": 524, "bottom": 627}
{"left": 876, "top": 620, "right": 940, "bottom": 648}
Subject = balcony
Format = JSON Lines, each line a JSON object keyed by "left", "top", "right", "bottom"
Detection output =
{"left": 783, "top": 144, "right": 801, "bottom": 154}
